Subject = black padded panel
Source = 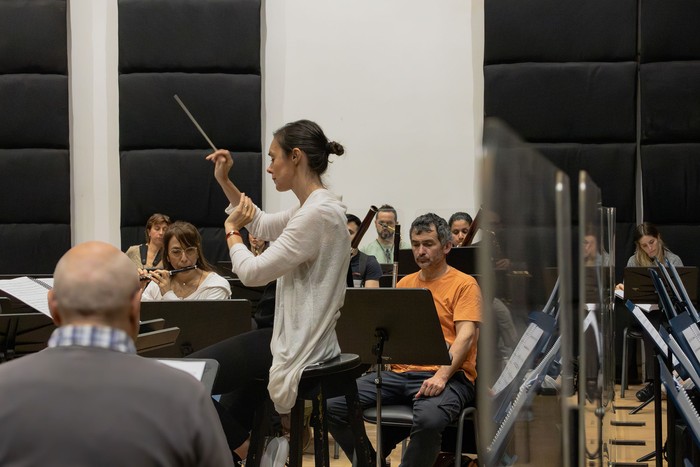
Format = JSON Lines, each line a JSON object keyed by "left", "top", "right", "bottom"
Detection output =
{"left": 119, "top": 73, "right": 260, "bottom": 151}
{"left": 0, "top": 0, "right": 68, "bottom": 74}
{"left": 0, "top": 224, "right": 70, "bottom": 274}
{"left": 615, "top": 222, "right": 636, "bottom": 282}
{"left": 0, "top": 74, "right": 69, "bottom": 148}
{"left": 0, "top": 149, "right": 70, "bottom": 223}
{"left": 640, "top": 1, "right": 700, "bottom": 63}
{"left": 0, "top": 0, "right": 69, "bottom": 275}
{"left": 484, "top": 62, "right": 637, "bottom": 143}
{"left": 119, "top": 0, "right": 260, "bottom": 73}
{"left": 485, "top": 0, "right": 637, "bottom": 64}
{"left": 640, "top": 62, "right": 700, "bottom": 144}
{"left": 535, "top": 143, "right": 637, "bottom": 223}
{"left": 655, "top": 225, "right": 700, "bottom": 269}
{"left": 641, "top": 144, "right": 700, "bottom": 223}
{"left": 120, "top": 150, "right": 261, "bottom": 226}
{"left": 121, "top": 225, "right": 230, "bottom": 265}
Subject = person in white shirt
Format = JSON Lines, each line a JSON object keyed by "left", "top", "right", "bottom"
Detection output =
{"left": 141, "top": 221, "right": 231, "bottom": 301}
{"left": 206, "top": 119, "right": 350, "bottom": 429}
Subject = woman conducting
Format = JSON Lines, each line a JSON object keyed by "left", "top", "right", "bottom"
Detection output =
{"left": 142, "top": 221, "right": 231, "bottom": 301}
{"left": 203, "top": 119, "right": 349, "bottom": 454}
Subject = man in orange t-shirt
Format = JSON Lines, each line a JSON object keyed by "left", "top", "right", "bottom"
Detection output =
{"left": 328, "top": 213, "right": 482, "bottom": 467}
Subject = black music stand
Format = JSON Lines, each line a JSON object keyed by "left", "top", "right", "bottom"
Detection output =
{"left": 138, "top": 299, "right": 252, "bottom": 358}
{"left": 624, "top": 267, "right": 698, "bottom": 304}
{"left": 337, "top": 288, "right": 451, "bottom": 466}
{"left": 447, "top": 246, "right": 479, "bottom": 275}
{"left": 0, "top": 312, "right": 54, "bottom": 361}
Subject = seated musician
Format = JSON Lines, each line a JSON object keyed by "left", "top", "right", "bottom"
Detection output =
{"left": 328, "top": 213, "right": 482, "bottom": 467}
{"left": 347, "top": 213, "right": 382, "bottom": 288}
{"left": 449, "top": 211, "right": 517, "bottom": 358}
{"left": 141, "top": 221, "right": 231, "bottom": 300}
{"left": 0, "top": 241, "right": 233, "bottom": 466}
{"left": 125, "top": 212, "right": 171, "bottom": 269}
{"left": 448, "top": 211, "right": 473, "bottom": 247}
{"left": 618, "top": 222, "right": 683, "bottom": 402}
{"left": 360, "top": 204, "right": 411, "bottom": 264}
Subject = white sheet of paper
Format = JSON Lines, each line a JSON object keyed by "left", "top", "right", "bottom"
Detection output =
{"left": 158, "top": 359, "right": 206, "bottom": 381}
{"left": 0, "top": 277, "right": 52, "bottom": 316}
{"left": 492, "top": 324, "right": 544, "bottom": 395}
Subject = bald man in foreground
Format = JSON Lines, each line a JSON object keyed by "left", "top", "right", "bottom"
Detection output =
{"left": 0, "top": 242, "right": 234, "bottom": 467}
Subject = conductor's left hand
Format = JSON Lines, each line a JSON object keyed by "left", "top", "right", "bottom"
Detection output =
{"left": 225, "top": 194, "right": 255, "bottom": 232}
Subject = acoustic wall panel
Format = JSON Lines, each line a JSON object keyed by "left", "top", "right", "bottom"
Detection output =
{"left": 534, "top": 143, "right": 637, "bottom": 223}
{"left": 118, "top": 0, "right": 261, "bottom": 264}
{"left": 485, "top": 63, "right": 637, "bottom": 143}
{"left": 0, "top": 0, "right": 69, "bottom": 274}
{"left": 119, "top": 73, "right": 260, "bottom": 151}
{"left": 640, "top": 2, "right": 700, "bottom": 268}
{"left": 485, "top": 0, "right": 637, "bottom": 64}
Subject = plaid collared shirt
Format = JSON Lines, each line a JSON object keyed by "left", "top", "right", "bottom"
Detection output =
{"left": 48, "top": 324, "right": 136, "bottom": 354}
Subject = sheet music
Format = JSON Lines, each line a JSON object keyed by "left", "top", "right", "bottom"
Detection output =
{"left": 0, "top": 276, "right": 52, "bottom": 316}
{"left": 616, "top": 289, "right": 657, "bottom": 312}
{"left": 658, "top": 358, "right": 700, "bottom": 446}
{"left": 627, "top": 301, "right": 679, "bottom": 366}
{"left": 491, "top": 324, "right": 544, "bottom": 395}
{"left": 158, "top": 359, "right": 206, "bottom": 381}
{"left": 681, "top": 324, "right": 700, "bottom": 360}
{"left": 487, "top": 337, "right": 561, "bottom": 464}
{"left": 665, "top": 332, "right": 700, "bottom": 390}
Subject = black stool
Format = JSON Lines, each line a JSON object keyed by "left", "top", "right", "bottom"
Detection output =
{"left": 247, "top": 353, "right": 369, "bottom": 467}
{"left": 620, "top": 326, "right": 646, "bottom": 398}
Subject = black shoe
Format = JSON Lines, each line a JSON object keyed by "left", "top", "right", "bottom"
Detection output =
{"left": 636, "top": 382, "right": 654, "bottom": 402}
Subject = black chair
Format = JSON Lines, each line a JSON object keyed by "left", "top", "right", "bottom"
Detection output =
{"left": 620, "top": 326, "right": 646, "bottom": 398}
{"left": 361, "top": 403, "right": 480, "bottom": 466}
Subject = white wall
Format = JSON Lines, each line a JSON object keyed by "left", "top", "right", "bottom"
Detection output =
{"left": 69, "top": 0, "right": 121, "bottom": 246}
{"left": 263, "top": 0, "right": 484, "bottom": 248}
{"left": 69, "top": 0, "right": 484, "bottom": 246}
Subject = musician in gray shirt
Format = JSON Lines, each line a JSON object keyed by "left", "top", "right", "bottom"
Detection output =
{"left": 0, "top": 241, "right": 233, "bottom": 467}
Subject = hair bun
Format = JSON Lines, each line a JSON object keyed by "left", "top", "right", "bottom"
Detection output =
{"left": 326, "top": 141, "right": 345, "bottom": 156}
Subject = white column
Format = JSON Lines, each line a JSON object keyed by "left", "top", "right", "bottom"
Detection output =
{"left": 68, "top": 0, "right": 121, "bottom": 246}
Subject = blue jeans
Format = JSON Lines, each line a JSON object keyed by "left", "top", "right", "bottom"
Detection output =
{"left": 327, "top": 370, "right": 474, "bottom": 467}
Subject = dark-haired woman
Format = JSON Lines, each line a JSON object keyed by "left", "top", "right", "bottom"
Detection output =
{"left": 125, "top": 213, "right": 171, "bottom": 269}
{"left": 203, "top": 120, "right": 350, "bottom": 458}
{"left": 142, "top": 221, "right": 231, "bottom": 301}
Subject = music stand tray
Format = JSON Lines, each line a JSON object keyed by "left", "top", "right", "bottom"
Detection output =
{"left": 0, "top": 312, "right": 55, "bottom": 361}
{"left": 337, "top": 288, "right": 451, "bottom": 366}
{"left": 624, "top": 267, "right": 698, "bottom": 304}
{"left": 138, "top": 299, "right": 252, "bottom": 358}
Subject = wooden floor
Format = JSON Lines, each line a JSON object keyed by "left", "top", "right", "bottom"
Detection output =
{"left": 300, "top": 383, "right": 666, "bottom": 466}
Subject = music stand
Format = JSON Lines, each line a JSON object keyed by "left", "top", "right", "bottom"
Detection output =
{"left": 447, "top": 246, "right": 479, "bottom": 275}
{"left": 337, "top": 288, "right": 451, "bottom": 466}
{"left": 138, "top": 299, "right": 252, "bottom": 358}
{"left": 0, "top": 312, "right": 54, "bottom": 361}
{"left": 135, "top": 327, "right": 181, "bottom": 354}
{"left": 397, "top": 249, "right": 419, "bottom": 275}
{"left": 624, "top": 267, "right": 698, "bottom": 304}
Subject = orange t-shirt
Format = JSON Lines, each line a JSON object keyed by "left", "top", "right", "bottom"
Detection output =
{"left": 391, "top": 266, "right": 482, "bottom": 382}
